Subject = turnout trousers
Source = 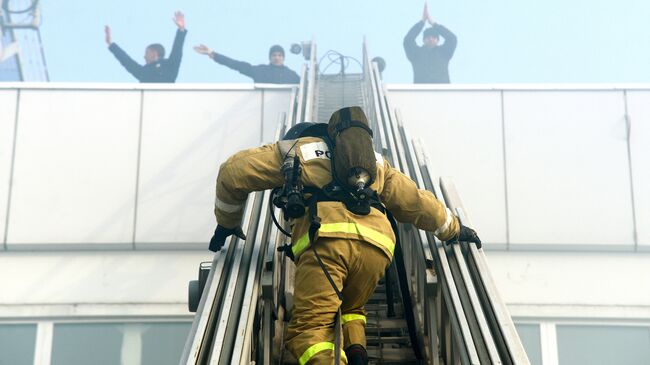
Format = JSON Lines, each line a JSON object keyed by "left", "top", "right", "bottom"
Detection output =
{"left": 285, "top": 237, "right": 392, "bottom": 365}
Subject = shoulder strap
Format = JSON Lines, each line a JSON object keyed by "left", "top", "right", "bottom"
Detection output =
{"left": 332, "top": 120, "right": 373, "bottom": 138}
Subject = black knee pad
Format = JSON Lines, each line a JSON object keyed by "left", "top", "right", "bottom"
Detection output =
{"left": 345, "top": 344, "right": 368, "bottom": 365}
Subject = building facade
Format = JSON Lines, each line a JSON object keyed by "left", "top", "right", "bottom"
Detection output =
{"left": 0, "top": 83, "right": 649, "bottom": 364}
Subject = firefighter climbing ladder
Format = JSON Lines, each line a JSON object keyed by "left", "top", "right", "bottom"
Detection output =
{"left": 179, "top": 40, "right": 531, "bottom": 365}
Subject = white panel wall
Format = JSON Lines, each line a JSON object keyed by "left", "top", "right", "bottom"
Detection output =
{"left": 3, "top": 86, "right": 642, "bottom": 250}
{"left": 389, "top": 91, "right": 508, "bottom": 247}
{"left": 0, "top": 90, "right": 17, "bottom": 249}
{"left": 0, "top": 86, "right": 292, "bottom": 250}
{"left": 487, "top": 251, "right": 650, "bottom": 314}
{"left": 626, "top": 91, "right": 650, "bottom": 248}
{"left": 0, "top": 251, "right": 212, "bottom": 311}
{"left": 135, "top": 90, "right": 262, "bottom": 247}
{"left": 7, "top": 90, "right": 141, "bottom": 247}
{"left": 261, "top": 89, "right": 293, "bottom": 143}
{"left": 0, "top": 84, "right": 649, "bottom": 323}
{"left": 504, "top": 91, "right": 634, "bottom": 247}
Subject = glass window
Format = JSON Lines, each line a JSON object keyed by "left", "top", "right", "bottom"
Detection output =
{"left": 51, "top": 322, "right": 191, "bottom": 365}
{"left": 515, "top": 323, "right": 542, "bottom": 365}
{"left": 141, "top": 322, "right": 192, "bottom": 365}
{"left": 51, "top": 323, "right": 122, "bottom": 365}
{"left": 557, "top": 324, "right": 650, "bottom": 365}
{"left": 0, "top": 324, "right": 37, "bottom": 365}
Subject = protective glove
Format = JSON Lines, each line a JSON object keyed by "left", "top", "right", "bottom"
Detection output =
{"left": 446, "top": 224, "right": 482, "bottom": 249}
{"left": 209, "top": 225, "right": 246, "bottom": 252}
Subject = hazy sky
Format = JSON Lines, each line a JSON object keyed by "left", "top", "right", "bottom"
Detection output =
{"left": 39, "top": 0, "right": 650, "bottom": 84}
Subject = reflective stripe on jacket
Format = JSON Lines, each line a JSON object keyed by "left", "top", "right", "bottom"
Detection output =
{"left": 214, "top": 137, "right": 459, "bottom": 260}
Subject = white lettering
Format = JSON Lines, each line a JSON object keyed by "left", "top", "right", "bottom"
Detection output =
{"left": 300, "top": 142, "right": 331, "bottom": 161}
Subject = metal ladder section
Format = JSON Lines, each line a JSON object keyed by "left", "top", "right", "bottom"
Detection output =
{"left": 362, "top": 39, "right": 530, "bottom": 365}
{"left": 179, "top": 40, "right": 531, "bottom": 365}
{"left": 314, "top": 73, "right": 365, "bottom": 124}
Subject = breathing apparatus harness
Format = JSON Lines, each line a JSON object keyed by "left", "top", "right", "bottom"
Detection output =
{"left": 271, "top": 121, "right": 384, "bottom": 263}
{"left": 270, "top": 120, "right": 382, "bottom": 301}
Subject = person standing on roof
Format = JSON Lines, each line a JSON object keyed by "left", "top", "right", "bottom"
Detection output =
{"left": 404, "top": 3, "right": 457, "bottom": 83}
{"left": 194, "top": 43, "right": 300, "bottom": 84}
{"left": 105, "top": 11, "right": 187, "bottom": 83}
{"left": 208, "top": 106, "right": 481, "bottom": 364}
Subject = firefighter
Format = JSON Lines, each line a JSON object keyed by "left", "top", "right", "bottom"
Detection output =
{"left": 209, "top": 106, "right": 481, "bottom": 365}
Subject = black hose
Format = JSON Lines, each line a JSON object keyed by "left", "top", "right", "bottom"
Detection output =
{"left": 270, "top": 188, "right": 292, "bottom": 237}
{"left": 318, "top": 50, "right": 363, "bottom": 75}
{"left": 388, "top": 213, "right": 424, "bottom": 360}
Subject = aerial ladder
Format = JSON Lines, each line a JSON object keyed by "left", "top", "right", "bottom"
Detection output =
{"left": 180, "top": 40, "right": 530, "bottom": 365}
{"left": 0, "top": 0, "right": 48, "bottom": 81}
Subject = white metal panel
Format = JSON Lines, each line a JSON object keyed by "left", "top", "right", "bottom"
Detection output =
{"left": 0, "top": 90, "right": 17, "bottom": 248}
{"left": 261, "top": 88, "right": 293, "bottom": 143}
{"left": 487, "top": 251, "right": 650, "bottom": 311}
{"left": 626, "top": 91, "right": 650, "bottom": 247}
{"left": 7, "top": 90, "right": 141, "bottom": 247}
{"left": 135, "top": 90, "right": 261, "bottom": 247}
{"left": 504, "top": 91, "right": 634, "bottom": 246}
{"left": 388, "top": 90, "right": 508, "bottom": 246}
{"left": 0, "top": 251, "right": 212, "bottom": 307}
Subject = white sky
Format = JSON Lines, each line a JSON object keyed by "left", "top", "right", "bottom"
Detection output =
{"left": 40, "top": 0, "right": 650, "bottom": 83}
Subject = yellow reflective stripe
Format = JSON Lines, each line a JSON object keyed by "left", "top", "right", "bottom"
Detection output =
{"left": 298, "top": 342, "right": 347, "bottom": 365}
{"left": 292, "top": 233, "right": 311, "bottom": 257}
{"left": 341, "top": 313, "right": 366, "bottom": 325}
{"left": 293, "top": 222, "right": 395, "bottom": 257}
{"left": 321, "top": 222, "right": 395, "bottom": 255}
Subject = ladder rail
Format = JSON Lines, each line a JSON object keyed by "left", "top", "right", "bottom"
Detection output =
{"left": 208, "top": 192, "right": 265, "bottom": 364}
{"left": 362, "top": 38, "right": 389, "bottom": 155}
{"left": 232, "top": 189, "right": 274, "bottom": 364}
{"left": 294, "top": 64, "right": 307, "bottom": 123}
{"left": 440, "top": 179, "right": 531, "bottom": 365}
{"left": 304, "top": 40, "right": 317, "bottom": 122}
{"left": 179, "top": 196, "right": 258, "bottom": 365}
{"left": 418, "top": 157, "right": 482, "bottom": 365}
{"left": 391, "top": 107, "right": 481, "bottom": 365}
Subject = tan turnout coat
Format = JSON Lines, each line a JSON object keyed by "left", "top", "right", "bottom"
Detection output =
{"left": 214, "top": 136, "right": 459, "bottom": 260}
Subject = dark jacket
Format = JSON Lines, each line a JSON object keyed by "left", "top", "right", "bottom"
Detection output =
{"left": 211, "top": 53, "right": 300, "bottom": 84}
{"left": 108, "top": 29, "right": 187, "bottom": 83}
{"left": 403, "top": 21, "right": 457, "bottom": 84}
